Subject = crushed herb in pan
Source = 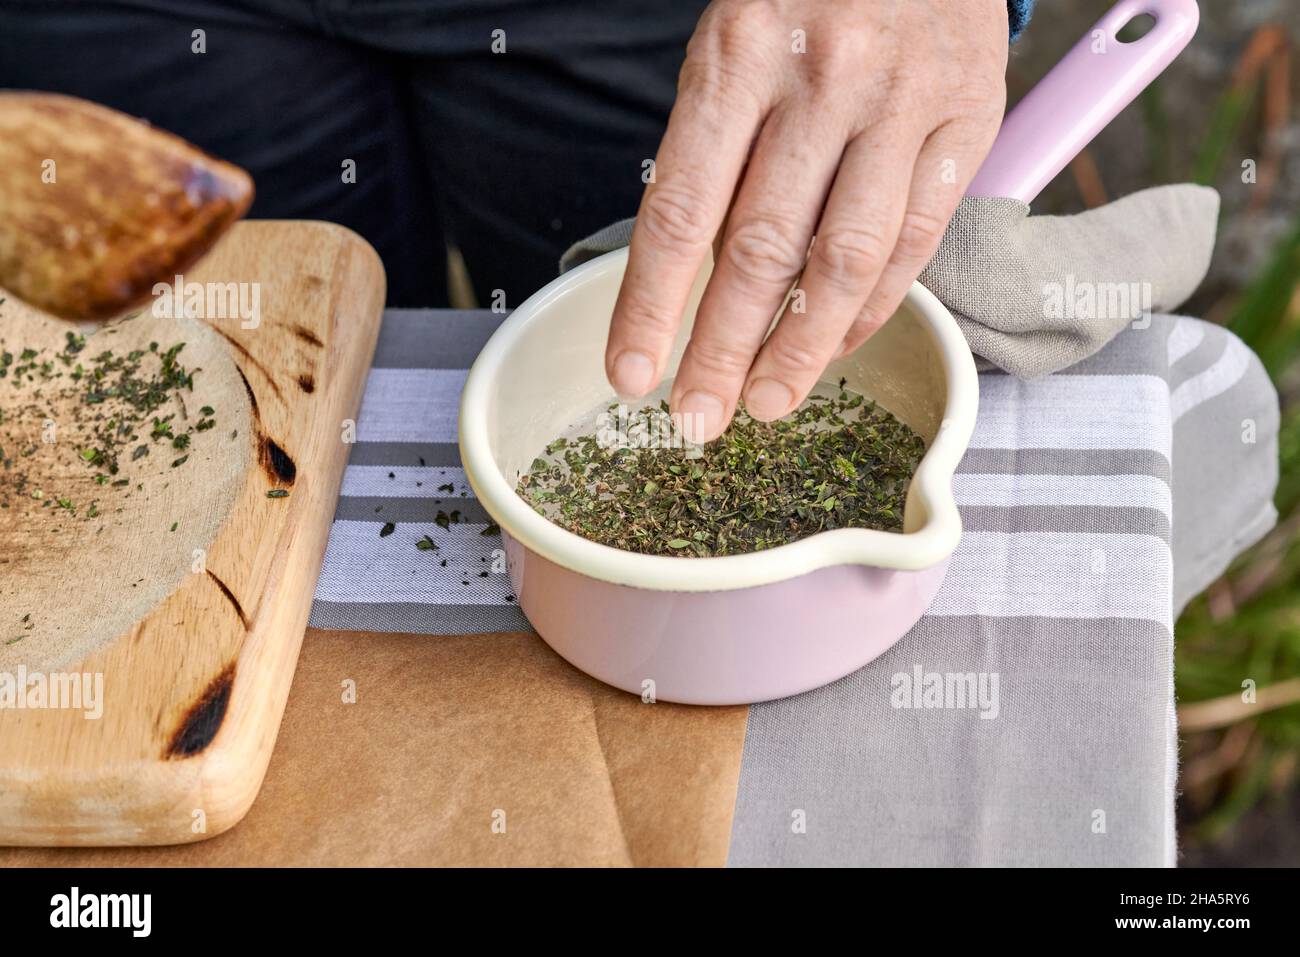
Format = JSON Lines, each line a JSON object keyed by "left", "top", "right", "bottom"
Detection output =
{"left": 516, "top": 382, "right": 925, "bottom": 558}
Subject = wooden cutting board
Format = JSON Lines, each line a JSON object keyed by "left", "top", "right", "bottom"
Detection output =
{"left": 0, "top": 220, "right": 384, "bottom": 845}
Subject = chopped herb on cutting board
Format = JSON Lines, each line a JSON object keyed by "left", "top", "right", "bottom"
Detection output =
{"left": 0, "top": 329, "right": 217, "bottom": 520}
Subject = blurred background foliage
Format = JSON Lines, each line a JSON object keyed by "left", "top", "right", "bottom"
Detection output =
{"left": 1015, "top": 0, "right": 1299, "bottom": 865}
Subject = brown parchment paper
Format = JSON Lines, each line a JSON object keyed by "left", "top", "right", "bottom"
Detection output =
{"left": 0, "top": 629, "right": 749, "bottom": 867}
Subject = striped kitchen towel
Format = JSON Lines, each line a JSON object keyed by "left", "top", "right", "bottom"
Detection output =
{"left": 310, "top": 308, "right": 1278, "bottom": 867}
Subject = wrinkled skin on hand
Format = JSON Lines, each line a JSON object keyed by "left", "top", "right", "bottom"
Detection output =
{"left": 606, "top": 0, "right": 1008, "bottom": 441}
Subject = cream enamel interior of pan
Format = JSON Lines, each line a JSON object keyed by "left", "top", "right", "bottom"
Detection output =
{"left": 462, "top": 248, "right": 973, "bottom": 590}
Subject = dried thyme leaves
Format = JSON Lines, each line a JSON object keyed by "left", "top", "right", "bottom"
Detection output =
{"left": 366, "top": 465, "right": 510, "bottom": 596}
{"left": 7, "top": 612, "right": 34, "bottom": 645}
{"left": 0, "top": 328, "right": 214, "bottom": 519}
{"left": 516, "top": 383, "right": 925, "bottom": 558}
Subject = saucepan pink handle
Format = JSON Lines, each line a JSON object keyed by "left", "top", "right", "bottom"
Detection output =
{"left": 967, "top": 0, "right": 1199, "bottom": 203}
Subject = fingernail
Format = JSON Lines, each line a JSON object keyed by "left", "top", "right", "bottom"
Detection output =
{"left": 677, "top": 390, "right": 726, "bottom": 443}
{"left": 611, "top": 350, "right": 656, "bottom": 397}
{"left": 744, "top": 377, "right": 794, "bottom": 421}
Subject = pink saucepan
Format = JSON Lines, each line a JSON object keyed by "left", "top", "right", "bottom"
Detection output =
{"left": 459, "top": 0, "right": 1199, "bottom": 705}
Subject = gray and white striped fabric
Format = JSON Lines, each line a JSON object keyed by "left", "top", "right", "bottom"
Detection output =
{"left": 309, "top": 309, "right": 1278, "bottom": 867}
{"left": 310, "top": 311, "right": 529, "bottom": 637}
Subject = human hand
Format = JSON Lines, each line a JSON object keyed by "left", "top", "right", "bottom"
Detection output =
{"left": 605, "top": 0, "right": 1008, "bottom": 441}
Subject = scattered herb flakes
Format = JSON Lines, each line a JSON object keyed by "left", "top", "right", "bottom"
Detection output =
{"left": 481, "top": 522, "right": 501, "bottom": 536}
{"left": 379, "top": 521, "right": 396, "bottom": 537}
{"left": 415, "top": 535, "right": 438, "bottom": 551}
{"left": 516, "top": 389, "right": 924, "bottom": 558}
{"left": 0, "top": 331, "right": 216, "bottom": 520}
{"left": 170, "top": 521, "right": 178, "bottom": 532}
{"left": 266, "top": 489, "right": 290, "bottom": 499}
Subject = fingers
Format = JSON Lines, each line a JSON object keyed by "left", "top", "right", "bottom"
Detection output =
{"left": 668, "top": 104, "right": 848, "bottom": 442}
{"left": 604, "top": 59, "right": 764, "bottom": 400}
{"left": 739, "top": 125, "right": 924, "bottom": 422}
{"left": 834, "top": 119, "right": 998, "bottom": 358}
{"left": 608, "top": 1, "right": 1006, "bottom": 435}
